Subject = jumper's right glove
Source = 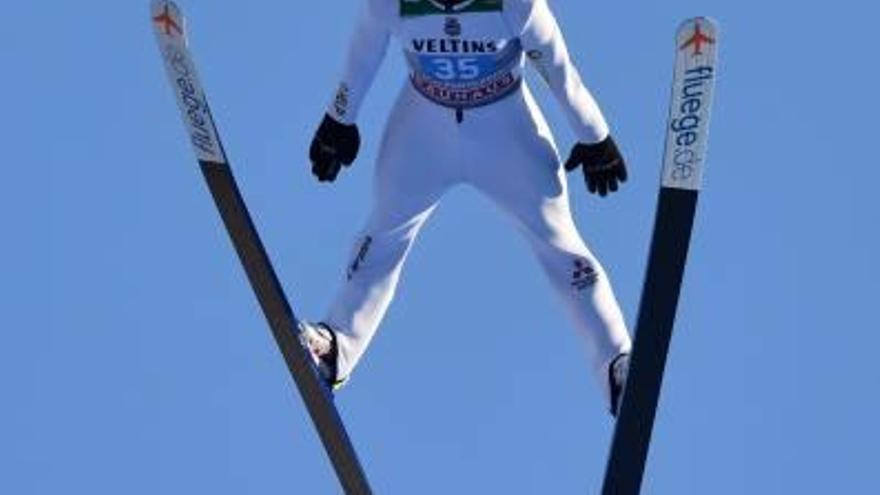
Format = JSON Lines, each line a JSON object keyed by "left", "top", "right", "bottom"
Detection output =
{"left": 309, "top": 114, "right": 361, "bottom": 183}
{"left": 564, "top": 135, "right": 628, "bottom": 197}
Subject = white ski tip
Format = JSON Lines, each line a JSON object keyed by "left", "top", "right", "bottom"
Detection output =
{"left": 151, "top": 0, "right": 226, "bottom": 164}
{"left": 150, "top": 0, "right": 187, "bottom": 44}
{"left": 677, "top": 17, "right": 719, "bottom": 40}
{"left": 661, "top": 16, "right": 720, "bottom": 191}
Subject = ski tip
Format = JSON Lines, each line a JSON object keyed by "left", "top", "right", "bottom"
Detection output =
{"left": 675, "top": 16, "right": 720, "bottom": 59}
{"left": 150, "top": 0, "right": 187, "bottom": 42}
{"left": 662, "top": 16, "right": 719, "bottom": 192}
{"left": 677, "top": 16, "right": 720, "bottom": 39}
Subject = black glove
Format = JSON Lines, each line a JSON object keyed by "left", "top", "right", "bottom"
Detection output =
{"left": 564, "top": 135, "right": 628, "bottom": 197}
{"left": 309, "top": 114, "right": 361, "bottom": 183}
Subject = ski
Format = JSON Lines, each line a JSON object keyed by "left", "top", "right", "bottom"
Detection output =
{"left": 150, "top": 2, "right": 373, "bottom": 493}
{"left": 601, "top": 17, "right": 719, "bottom": 495}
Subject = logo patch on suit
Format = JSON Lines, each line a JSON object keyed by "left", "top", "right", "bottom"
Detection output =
{"left": 444, "top": 17, "right": 462, "bottom": 37}
{"left": 571, "top": 258, "right": 599, "bottom": 290}
{"left": 347, "top": 236, "right": 373, "bottom": 280}
{"left": 333, "top": 83, "right": 351, "bottom": 119}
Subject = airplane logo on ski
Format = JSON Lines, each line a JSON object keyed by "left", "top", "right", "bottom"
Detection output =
{"left": 680, "top": 21, "right": 715, "bottom": 56}
{"left": 153, "top": 3, "right": 183, "bottom": 38}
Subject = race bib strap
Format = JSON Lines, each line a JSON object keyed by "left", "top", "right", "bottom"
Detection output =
{"left": 411, "top": 71, "right": 521, "bottom": 109}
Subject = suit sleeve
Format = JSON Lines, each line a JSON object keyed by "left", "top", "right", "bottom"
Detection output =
{"left": 327, "top": 1, "right": 391, "bottom": 124}
{"left": 516, "top": 0, "right": 610, "bottom": 143}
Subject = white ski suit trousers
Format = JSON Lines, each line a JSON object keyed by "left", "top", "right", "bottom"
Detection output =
{"left": 324, "top": 82, "right": 631, "bottom": 402}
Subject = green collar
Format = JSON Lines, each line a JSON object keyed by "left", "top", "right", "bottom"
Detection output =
{"left": 400, "top": 0, "right": 503, "bottom": 17}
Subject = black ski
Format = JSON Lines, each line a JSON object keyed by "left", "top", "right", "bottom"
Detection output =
{"left": 150, "top": 2, "right": 373, "bottom": 493}
{"left": 602, "top": 17, "right": 719, "bottom": 495}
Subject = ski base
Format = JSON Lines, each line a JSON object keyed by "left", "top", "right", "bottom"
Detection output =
{"left": 151, "top": 2, "right": 373, "bottom": 493}
{"left": 601, "top": 17, "right": 719, "bottom": 495}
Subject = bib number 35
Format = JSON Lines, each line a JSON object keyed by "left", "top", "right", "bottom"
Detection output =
{"left": 430, "top": 57, "right": 481, "bottom": 81}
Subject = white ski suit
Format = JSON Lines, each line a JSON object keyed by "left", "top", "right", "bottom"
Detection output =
{"left": 322, "top": 0, "right": 631, "bottom": 403}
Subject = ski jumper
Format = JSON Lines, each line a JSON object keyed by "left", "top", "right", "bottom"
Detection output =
{"left": 322, "top": 0, "right": 631, "bottom": 402}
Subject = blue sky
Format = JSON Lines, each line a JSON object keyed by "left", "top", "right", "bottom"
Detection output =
{"left": 2, "top": 1, "right": 878, "bottom": 493}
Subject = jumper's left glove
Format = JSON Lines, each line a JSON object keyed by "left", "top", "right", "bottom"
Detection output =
{"left": 564, "top": 136, "right": 628, "bottom": 197}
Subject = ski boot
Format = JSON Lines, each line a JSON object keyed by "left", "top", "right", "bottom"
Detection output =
{"left": 609, "top": 353, "right": 630, "bottom": 417}
{"left": 298, "top": 321, "right": 347, "bottom": 391}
